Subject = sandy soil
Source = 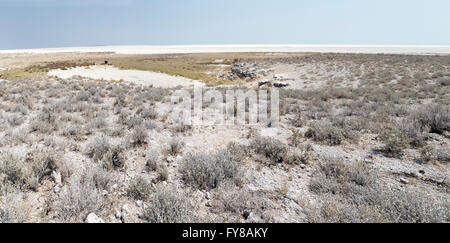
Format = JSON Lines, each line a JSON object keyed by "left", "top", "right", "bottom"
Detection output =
{"left": 48, "top": 65, "right": 204, "bottom": 88}
{"left": 2, "top": 45, "right": 450, "bottom": 55}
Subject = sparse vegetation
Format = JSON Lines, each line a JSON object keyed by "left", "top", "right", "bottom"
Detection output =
{"left": 181, "top": 149, "right": 242, "bottom": 190}
{"left": 127, "top": 176, "right": 152, "bottom": 200}
{"left": 379, "top": 126, "right": 410, "bottom": 158}
{"left": 0, "top": 52, "right": 448, "bottom": 223}
{"left": 57, "top": 168, "right": 103, "bottom": 222}
{"left": 308, "top": 155, "right": 448, "bottom": 223}
{"left": 143, "top": 185, "right": 193, "bottom": 223}
{"left": 251, "top": 136, "right": 288, "bottom": 164}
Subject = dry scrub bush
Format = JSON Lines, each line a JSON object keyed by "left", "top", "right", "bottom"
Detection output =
{"left": 126, "top": 115, "right": 144, "bottom": 129}
{"left": 396, "top": 118, "right": 426, "bottom": 148}
{"left": 145, "top": 149, "right": 168, "bottom": 182}
{"left": 0, "top": 152, "right": 39, "bottom": 190}
{"left": 129, "top": 126, "right": 148, "bottom": 147}
{"left": 143, "top": 185, "right": 193, "bottom": 223}
{"left": 86, "top": 117, "right": 107, "bottom": 131}
{"left": 137, "top": 106, "right": 158, "bottom": 120}
{"left": 3, "top": 128, "right": 29, "bottom": 145}
{"left": 171, "top": 124, "right": 193, "bottom": 134}
{"left": 38, "top": 105, "right": 58, "bottom": 125}
{"left": 103, "top": 145, "right": 126, "bottom": 170}
{"left": 75, "top": 90, "right": 90, "bottom": 102}
{"left": 127, "top": 176, "right": 152, "bottom": 200}
{"left": 11, "top": 104, "right": 29, "bottom": 116}
{"left": 436, "top": 148, "right": 450, "bottom": 163}
{"left": 60, "top": 123, "right": 83, "bottom": 139}
{"left": 212, "top": 182, "right": 273, "bottom": 222}
{"left": 378, "top": 126, "right": 410, "bottom": 158}
{"left": 146, "top": 157, "right": 159, "bottom": 172}
{"left": 251, "top": 136, "right": 288, "bottom": 164}
{"left": 85, "top": 136, "right": 126, "bottom": 170}
{"left": 0, "top": 191, "right": 27, "bottom": 223}
{"left": 168, "top": 138, "right": 184, "bottom": 155}
{"left": 419, "top": 145, "right": 434, "bottom": 163}
{"left": 438, "top": 77, "right": 450, "bottom": 86}
{"left": 413, "top": 104, "right": 450, "bottom": 134}
{"left": 305, "top": 121, "right": 346, "bottom": 146}
{"left": 287, "top": 144, "right": 314, "bottom": 165}
{"left": 308, "top": 155, "right": 449, "bottom": 223}
{"left": 30, "top": 120, "right": 56, "bottom": 134}
{"left": 290, "top": 113, "right": 305, "bottom": 128}
{"left": 181, "top": 149, "right": 243, "bottom": 190}
{"left": 85, "top": 135, "right": 111, "bottom": 162}
{"left": 288, "top": 129, "right": 303, "bottom": 147}
{"left": 155, "top": 163, "right": 169, "bottom": 182}
{"left": 0, "top": 149, "right": 62, "bottom": 191}
{"left": 5, "top": 113, "right": 24, "bottom": 126}
{"left": 310, "top": 156, "right": 377, "bottom": 195}
{"left": 57, "top": 167, "right": 108, "bottom": 221}
{"left": 26, "top": 149, "right": 61, "bottom": 184}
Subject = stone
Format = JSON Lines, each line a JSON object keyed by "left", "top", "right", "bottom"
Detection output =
{"left": 86, "top": 213, "right": 104, "bottom": 223}
{"left": 242, "top": 211, "right": 250, "bottom": 220}
{"left": 273, "top": 74, "right": 283, "bottom": 80}
{"left": 273, "top": 82, "right": 289, "bottom": 88}
{"left": 166, "top": 156, "right": 175, "bottom": 163}
{"left": 122, "top": 204, "right": 130, "bottom": 214}
{"left": 120, "top": 204, "right": 130, "bottom": 223}
{"left": 258, "top": 80, "right": 270, "bottom": 87}
{"left": 136, "top": 200, "right": 143, "bottom": 207}
{"left": 51, "top": 171, "right": 62, "bottom": 185}
{"left": 115, "top": 210, "right": 122, "bottom": 219}
{"left": 205, "top": 192, "right": 211, "bottom": 200}
{"left": 400, "top": 178, "right": 409, "bottom": 184}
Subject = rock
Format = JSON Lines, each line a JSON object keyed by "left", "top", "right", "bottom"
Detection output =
{"left": 166, "top": 156, "right": 175, "bottom": 163}
{"left": 273, "top": 82, "right": 289, "bottom": 88}
{"left": 136, "top": 200, "right": 143, "bottom": 207}
{"left": 231, "top": 67, "right": 256, "bottom": 79}
{"left": 205, "top": 201, "right": 212, "bottom": 207}
{"left": 120, "top": 204, "right": 135, "bottom": 223}
{"left": 51, "top": 171, "right": 62, "bottom": 185}
{"left": 400, "top": 178, "right": 409, "bottom": 184}
{"left": 54, "top": 186, "right": 60, "bottom": 193}
{"left": 258, "top": 80, "right": 270, "bottom": 87}
{"left": 242, "top": 211, "right": 250, "bottom": 220}
{"left": 273, "top": 74, "right": 283, "bottom": 80}
{"left": 115, "top": 210, "right": 122, "bottom": 219}
{"left": 299, "top": 164, "right": 306, "bottom": 169}
{"left": 419, "top": 170, "right": 425, "bottom": 175}
{"left": 122, "top": 204, "right": 130, "bottom": 215}
{"left": 137, "top": 210, "right": 143, "bottom": 219}
{"left": 205, "top": 192, "right": 211, "bottom": 200}
{"left": 86, "top": 213, "right": 104, "bottom": 223}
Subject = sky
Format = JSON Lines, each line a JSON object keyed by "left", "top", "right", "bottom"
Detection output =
{"left": 0, "top": 0, "right": 449, "bottom": 49}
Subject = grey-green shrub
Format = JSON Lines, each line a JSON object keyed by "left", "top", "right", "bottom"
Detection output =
{"left": 181, "top": 149, "right": 242, "bottom": 190}
{"left": 143, "top": 185, "right": 193, "bottom": 223}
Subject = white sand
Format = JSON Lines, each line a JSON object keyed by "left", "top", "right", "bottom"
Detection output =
{"left": 48, "top": 65, "right": 204, "bottom": 88}
{"left": 2, "top": 45, "right": 450, "bottom": 55}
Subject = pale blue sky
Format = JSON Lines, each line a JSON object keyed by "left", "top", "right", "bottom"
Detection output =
{"left": 1, "top": 0, "right": 449, "bottom": 49}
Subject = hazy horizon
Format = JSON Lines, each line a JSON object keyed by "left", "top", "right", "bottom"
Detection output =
{"left": 1, "top": 0, "right": 450, "bottom": 50}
